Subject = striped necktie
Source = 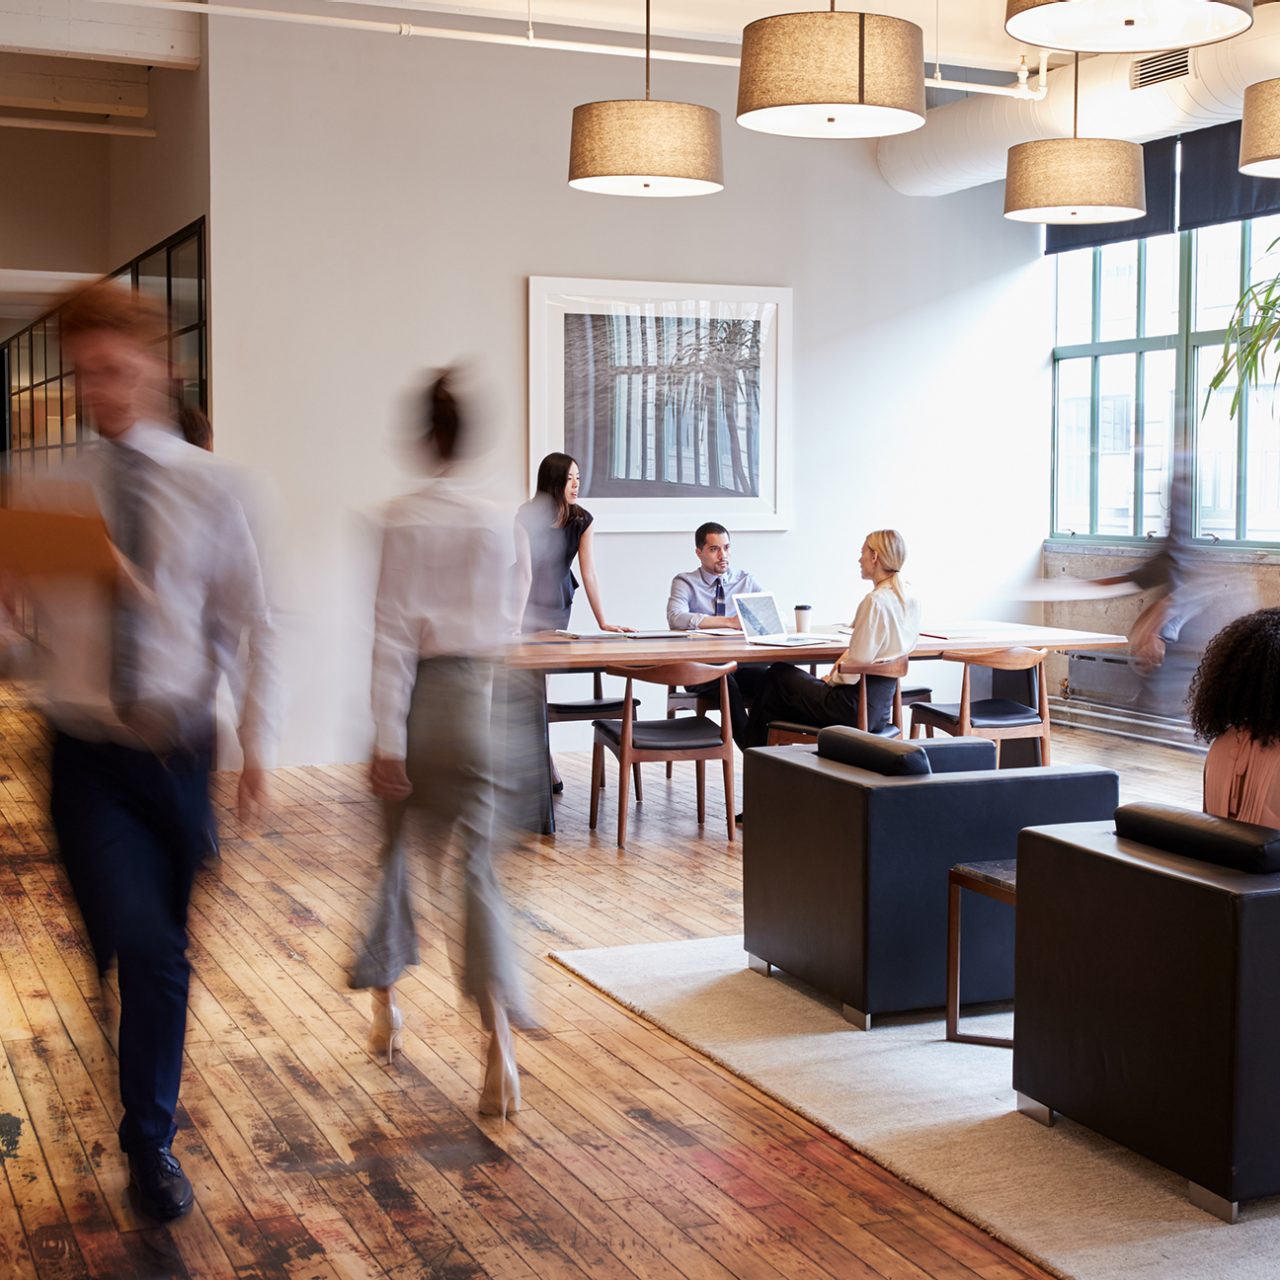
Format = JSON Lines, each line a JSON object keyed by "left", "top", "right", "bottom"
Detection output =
{"left": 105, "top": 444, "right": 150, "bottom": 720}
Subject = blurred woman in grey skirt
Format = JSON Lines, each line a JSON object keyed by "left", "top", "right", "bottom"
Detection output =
{"left": 349, "top": 371, "right": 527, "bottom": 1118}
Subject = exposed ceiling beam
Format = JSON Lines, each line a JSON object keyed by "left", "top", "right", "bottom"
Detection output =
{"left": 0, "top": 51, "right": 148, "bottom": 115}
{"left": 0, "top": 0, "right": 198, "bottom": 70}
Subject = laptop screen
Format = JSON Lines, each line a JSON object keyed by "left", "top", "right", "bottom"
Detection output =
{"left": 734, "top": 593, "right": 784, "bottom": 637}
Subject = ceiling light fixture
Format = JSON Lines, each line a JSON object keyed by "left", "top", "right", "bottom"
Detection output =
{"left": 568, "top": 0, "right": 723, "bottom": 197}
{"left": 1004, "top": 0, "right": 1252, "bottom": 54}
{"left": 1241, "top": 77, "right": 1280, "bottom": 178}
{"left": 1004, "top": 53, "right": 1146, "bottom": 223}
{"left": 736, "top": 5, "right": 926, "bottom": 139}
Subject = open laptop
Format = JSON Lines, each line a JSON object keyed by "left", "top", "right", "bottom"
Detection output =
{"left": 732, "top": 592, "right": 844, "bottom": 646}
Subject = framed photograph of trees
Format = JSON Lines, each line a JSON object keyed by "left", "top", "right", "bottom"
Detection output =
{"left": 529, "top": 277, "right": 792, "bottom": 531}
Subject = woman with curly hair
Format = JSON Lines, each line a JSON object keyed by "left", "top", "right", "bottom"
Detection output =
{"left": 1190, "top": 607, "right": 1280, "bottom": 825}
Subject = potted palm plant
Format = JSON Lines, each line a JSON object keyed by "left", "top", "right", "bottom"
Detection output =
{"left": 1209, "top": 243, "right": 1280, "bottom": 412}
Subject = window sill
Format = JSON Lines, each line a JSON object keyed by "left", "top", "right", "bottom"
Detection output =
{"left": 1043, "top": 537, "right": 1280, "bottom": 566}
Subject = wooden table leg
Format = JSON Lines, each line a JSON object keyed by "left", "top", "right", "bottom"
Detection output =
{"left": 946, "top": 874, "right": 961, "bottom": 1043}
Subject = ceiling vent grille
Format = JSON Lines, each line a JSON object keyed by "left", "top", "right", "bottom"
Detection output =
{"left": 1130, "top": 49, "right": 1191, "bottom": 90}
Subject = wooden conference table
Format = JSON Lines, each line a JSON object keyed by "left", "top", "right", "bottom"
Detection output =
{"left": 510, "top": 620, "right": 1128, "bottom": 832}
{"left": 508, "top": 619, "right": 1129, "bottom": 670}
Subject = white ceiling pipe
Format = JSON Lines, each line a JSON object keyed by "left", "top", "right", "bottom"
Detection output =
{"left": 878, "top": 3, "right": 1280, "bottom": 197}
{"left": 89, "top": 0, "right": 1047, "bottom": 97}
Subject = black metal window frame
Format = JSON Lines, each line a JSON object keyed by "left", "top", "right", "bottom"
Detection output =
{"left": 1, "top": 217, "right": 207, "bottom": 494}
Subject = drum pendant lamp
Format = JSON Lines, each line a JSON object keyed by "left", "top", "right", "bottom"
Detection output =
{"left": 1004, "top": 0, "right": 1252, "bottom": 55}
{"left": 1005, "top": 54, "right": 1146, "bottom": 224}
{"left": 1241, "top": 77, "right": 1280, "bottom": 178}
{"left": 568, "top": 0, "right": 723, "bottom": 197}
{"left": 736, "top": 4, "right": 925, "bottom": 139}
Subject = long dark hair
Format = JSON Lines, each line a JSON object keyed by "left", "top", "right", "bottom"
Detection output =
{"left": 421, "top": 370, "right": 463, "bottom": 460}
{"left": 534, "top": 451, "right": 581, "bottom": 527}
{"left": 1188, "top": 608, "right": 1280, "bottom": 746}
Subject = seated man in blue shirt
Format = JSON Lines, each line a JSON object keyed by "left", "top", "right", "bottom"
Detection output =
{"left": 666, "top": 522, "right": 770, "bottom": 743}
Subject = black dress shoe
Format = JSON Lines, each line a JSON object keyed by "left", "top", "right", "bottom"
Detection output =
{"left": 735, "top": 812, "right": 745, "bottom": 826}
{"left": 128, "top": 1145, "right": 194, "bottom": 1221}
{"left": 551, "top": 781, "right": 565, "bottom": 795}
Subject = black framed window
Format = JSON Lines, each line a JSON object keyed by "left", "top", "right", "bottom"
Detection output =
{"left": 1, "top": 217, "right": 207, "bottom": 494}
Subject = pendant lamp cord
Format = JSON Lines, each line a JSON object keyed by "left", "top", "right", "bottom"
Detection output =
{"left": 526, "top": 0, "right": 532, "bottom": 42}
{"left": 645, "top": 0, "right": 651, "bottom": 99}
{"left": 1073, "top": 51, "right": 1079, "bottom": 139}
{"left": 934, "top": 0, "right": 941, "bottom": 79}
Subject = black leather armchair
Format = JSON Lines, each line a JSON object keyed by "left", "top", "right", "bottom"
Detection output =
{"left": 1013, "top": 803, "right": 1280, "bottom": 1223}
{"left": 742, "top": 728, "right": 1119, "bottom": 1029}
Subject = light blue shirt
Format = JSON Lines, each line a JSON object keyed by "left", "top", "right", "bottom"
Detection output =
{"left": 666, "top": 566, "right": 766, "bottom": 630}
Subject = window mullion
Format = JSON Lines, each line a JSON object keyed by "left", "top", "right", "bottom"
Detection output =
{"left": 1237, "top": 221, "right": 1251, "bottom": 541}
{"left": 1090, "top": 355, "right": 1100, "bottom": 534}
{"left": 1177, "top": 230, "right": 1195, "bottom": 536}
{"left": 1133, "top": 240, "right": 1148, "bottom": 534}
{"left": 1134, "top": 350, "right": 1145, "bottom": 536}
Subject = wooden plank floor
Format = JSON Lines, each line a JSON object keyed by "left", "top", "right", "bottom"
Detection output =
{"left": 0, "top": 684, "right": 1202, "bottom": 1280}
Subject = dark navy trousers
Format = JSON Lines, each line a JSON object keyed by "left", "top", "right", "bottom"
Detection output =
{"left": 49, "top": 732, "right": 211, "bottom": 1153}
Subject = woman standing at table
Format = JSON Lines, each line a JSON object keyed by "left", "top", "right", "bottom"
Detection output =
{"left": 515, "top": 453, "right": 629, "bottom": 796}
{"left": 515, "top": 452, "right": 627, "bottom": 635}
{"left": 738, "top": 530, "right": 921, "bottom": 750}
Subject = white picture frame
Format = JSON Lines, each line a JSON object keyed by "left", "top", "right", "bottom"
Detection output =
{"left": 529, "top": 276, "right": 793, "bottom": 533}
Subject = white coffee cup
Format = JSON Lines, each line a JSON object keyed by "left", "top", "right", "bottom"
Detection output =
{"left": 794, "top": 605, "right": 812, "bottom": 634}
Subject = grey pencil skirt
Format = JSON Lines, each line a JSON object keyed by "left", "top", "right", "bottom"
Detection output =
{"left": 348, "top": 656, "right": 525, "bottom": 1020}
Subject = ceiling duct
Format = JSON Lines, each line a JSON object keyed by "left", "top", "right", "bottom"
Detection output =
{"left": 877, "top": 3, "right": 1280, "bottom": 197}
{"left": 1130, "top": 49, "right": 1192, "bottom": 90}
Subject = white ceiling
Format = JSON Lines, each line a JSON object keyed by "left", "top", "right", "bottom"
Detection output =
{"left": 401, "top": 1, "right": 1032, "bottom": 71}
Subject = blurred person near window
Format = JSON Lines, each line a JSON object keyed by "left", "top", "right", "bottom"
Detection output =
{"left": 8, "top": 282, "right": 280, "bottom": 1222}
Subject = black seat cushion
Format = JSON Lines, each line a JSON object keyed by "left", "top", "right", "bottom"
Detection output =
{"left": 593, "top": 716, "right": 725, "bottom": 751}
{"left": 816, "top": 727, "right": 931, "bottom": 775}
{"left": 548, "top": 697, "right": 638, "bottom": 717}
{"left": 901, "top": 686, "right": 933, "bottom": 702}
{"left": 1115, "top": 802, "right": 1280, "bottom": 875}
{"left": 912, "top": 698, "right": 1042, "bottom": 729}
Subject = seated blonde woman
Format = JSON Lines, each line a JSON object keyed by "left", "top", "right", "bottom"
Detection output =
{"left": 1190, "top": 608, "right": 1280, "bottom": 826}
{"left": 738, "top": 529, "right": 921, "bottom": 751}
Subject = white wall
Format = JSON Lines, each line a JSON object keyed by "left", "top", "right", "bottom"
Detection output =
{"left": 204, "top": 18, "right": 1054, "bottom": 766}
{"left": 107, "top": 61, "right": 209, "bottom": 266}
{"left": 0, "top": 129, "right": 109, "bottom": 272}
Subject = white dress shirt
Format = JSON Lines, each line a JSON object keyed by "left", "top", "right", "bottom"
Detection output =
{"left": 371, "top": 473, "right": 517, "bottom": 759}
{"left": 828, "top": 577, "right": 921, "bottom": 684}
{"left": 20, "top": 421, "right": 280, "bottom": 767}
{"left": 666, "top": 565, "right": 765, "bottom": 630}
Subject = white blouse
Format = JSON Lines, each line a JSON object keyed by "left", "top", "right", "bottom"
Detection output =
{"left": 827, "top": 577, "right": 921, "bottom": 685}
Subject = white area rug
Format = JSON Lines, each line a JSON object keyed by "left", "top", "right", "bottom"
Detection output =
{"left": 551, "top": 934, "right": 1279, "bottom": 1280}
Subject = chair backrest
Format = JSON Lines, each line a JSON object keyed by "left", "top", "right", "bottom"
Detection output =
{"left": 941, "top": 646, "right": 1047, "bottom": 671}
{"left": 604, "top": 661, "right": 737, "bottom": 687}
{"left": 835, "top": 655, "right": 910, "bottom": 679}
{"left": 939, "top": 647, "right": 1050, "bottom": 729}
{"left": 604, "top": 661, "right": 738, "bottom": 748}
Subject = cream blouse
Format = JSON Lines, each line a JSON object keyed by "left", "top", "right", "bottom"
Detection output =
{"left": 827, "top": 577, "right": 922, "bottom": 686}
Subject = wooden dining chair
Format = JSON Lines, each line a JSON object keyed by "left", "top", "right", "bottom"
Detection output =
{"left": 908, "top": 647, "right": 1051, "bottom": 766}
{"left": 765, "top": 656, "right": 913, "bottom": 746}
{"left": 590, "top": 661, "right": 738, "bottom": 849}
{"left": 546, "top": 670, "right": 642, "bottom": 796}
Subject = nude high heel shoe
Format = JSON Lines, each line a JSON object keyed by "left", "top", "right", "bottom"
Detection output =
{"left": 369, "top": 989, "right": 403, "bottom": 1066}
{"left": 478, "top": 1009, "right": 520, "bottom": 1119}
